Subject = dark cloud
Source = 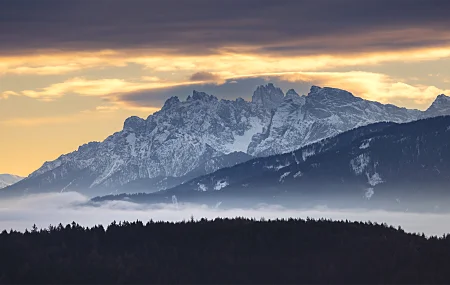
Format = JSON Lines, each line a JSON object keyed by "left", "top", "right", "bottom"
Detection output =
{"left": 116, "top": 77, "right": 312, "bottom": 108}
{"left": 1, "top": 0, "right": 450, "bottom": 56}
{"left": 189, "top": 72, "right": 222, "bottom": 82}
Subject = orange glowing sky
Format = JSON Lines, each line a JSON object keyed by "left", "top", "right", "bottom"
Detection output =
{"left": 1, "top": 0, "right": 450, "bottom": 176}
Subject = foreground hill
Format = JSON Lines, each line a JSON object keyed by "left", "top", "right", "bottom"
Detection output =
{"left": 1, "top": 218, "right": 450, "bottom": 283}
{"left": 95, "top": 116, "right": 450, "bottom": 212}
{"left": 8, "top": 84, "right": 447, "bottom": 197}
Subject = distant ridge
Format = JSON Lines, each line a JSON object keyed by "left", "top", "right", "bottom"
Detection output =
{"left": 0, "top": 174, "right": 23, "bottom": 189}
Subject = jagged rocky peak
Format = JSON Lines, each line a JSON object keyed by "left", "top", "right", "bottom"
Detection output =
{"left": 432, "top": 94, "right": 450, "bottom": 105}
{"left": 422, "top": 94, "right": 450, "bottom": 118}
{"left": 309, "top": 85, "right": 322, "bottom": 93}
{"left": 285, "top": 89, "right": 299, "bottom": 99}
{"left": 123, "top": 116, "right": 146, "bottom": 131}
{"left": 283, "top": 88, "right": 305, "bottom": 106}
{"left": 307, "top": 85, "right": 356, "bottom": 102}
{"left": 252, "top": 83, "right": 285, "bottom": 110}
{"left": 77, "top": 141, "right": 100, "bottom": 152}
{"left": 187, "top": 90, "right": 218, "bottom": 102}
{"left": 162, "top": 96, "right": 180, "bottom": 110}
{"left": 235, "top": 97, "right": 246, "bottom": 104}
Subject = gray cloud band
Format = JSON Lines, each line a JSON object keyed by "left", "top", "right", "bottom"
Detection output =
{"left": 1, "top": 0, "right": 450, "bottom": 55}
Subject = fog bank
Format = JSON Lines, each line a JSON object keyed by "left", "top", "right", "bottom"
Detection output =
{"left": 0, "top": 192, "right": 448, "bottom": 236}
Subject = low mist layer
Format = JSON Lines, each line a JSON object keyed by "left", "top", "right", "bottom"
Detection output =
{"left": 0, "top": 191, "right": 448, "bottom": 236}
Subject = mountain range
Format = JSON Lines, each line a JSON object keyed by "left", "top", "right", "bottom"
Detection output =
{"left": 3, "top": 84, "right": 450, "bottom": 197}
{"left": 0, "top": 174, "right": 23, "bottom": 189}
{"left": 95, "top": 116, "right": 450, "bottom": 213}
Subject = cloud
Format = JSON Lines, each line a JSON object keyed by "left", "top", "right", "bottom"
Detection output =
{"left": 95, "top": 105, "right": 119, "bottom": 112}
{"left": 0, "top": 106, "right": 153, "bottom": 127}
{"left": 0, "top": 50, "right": 126, "bottom": 76}
{"left": 131, "top": 47, "right": 450, "bottom": 77}
{"left": 189, "top": 72, "right": 224, "bottom": 84}
{"left": 0, "top": 115, "right": 85, "bottom": 127}
{"left": 1, "top": 45, "right": 450, "bottom": 79}
{"left": 7, "top": 77, "right": 202, "bottom": 101}
{"left": 1, "top": 0, "right": 450, "bottom": 57}
{"left": 0, "top": 91, "right": 19, "bottom": 99}
{"left": 7, "top": 71, "right": 449, "bottom": 110}
{"left": 0, "top": 192, "right": 449, "bottom": 237}
{"left": 1, "top": 1, "right": 450, "bottom": 78}
{"left": 140, "top": 76, "right": 161, "bottom": 82}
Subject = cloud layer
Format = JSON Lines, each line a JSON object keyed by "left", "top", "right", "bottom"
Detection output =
{"left": 1, "top": 0, "right": 450, "bottom": 55}
{"left": 0, "top": 192, "right": 449, "bottom": 237}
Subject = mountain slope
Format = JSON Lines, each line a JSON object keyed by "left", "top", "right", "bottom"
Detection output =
{"left": 5, "top": 85, "right": 449, "bottom": 197}
{"left": 96, "top": 116, "right": 450, "bottom": 212}
{"left": 0, "top": 174, "right": 23, "bottom": 189}
{"left": 421, "top": 94, "right": 450, "bottom": 118}
{"left": 249, "top": 85, "right": 421, "bottom": 156}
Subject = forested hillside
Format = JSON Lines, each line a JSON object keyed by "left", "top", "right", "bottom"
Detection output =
{"left": 1, "top": 218, "right": 450, "bottom": 283}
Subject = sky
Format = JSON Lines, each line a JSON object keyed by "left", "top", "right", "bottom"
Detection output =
{"left": 1, "top": 0, "right": 450, "bottom": 176}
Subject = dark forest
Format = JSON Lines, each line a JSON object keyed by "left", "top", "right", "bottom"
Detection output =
{"left": 1, "top": 218, "right": 450, "bottom": 284}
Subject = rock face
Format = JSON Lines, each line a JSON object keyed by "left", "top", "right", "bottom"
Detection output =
{"left": 0, "top": 174, "right": 23, "bottom": 189}
{"left": 4, "top": 84, "right": 449, "bottom": 197}
{"left": 251, "top": 83, "right": 285, "bottom": 110}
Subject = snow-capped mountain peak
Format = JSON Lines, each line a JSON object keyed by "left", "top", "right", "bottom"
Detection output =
{"left": 307, "top": 85, "right": 357, "bottom": 103}
{"left": 123, "top": 116, "right": 146, "bottom": 131}
{"left": 431, "top": 94, "right": 450, "bottom": 107}
{"left": 284, "top": 89, "right": 305, "bottom": 106}
{"left": 435, "top": 94, "right": 450, "bottom": 101}
{"left": 161, "top": 96, "right": 181, "bottom": 110}
{"left": 0, "top": 174, "right": 23, "bottom": 189}
{"left": 309, "top": 85, "right": 322, "bottom": 93}
{"left": 285, "top": 89, "right": 300, "bottom": 100}
{"left": 422, "top": 93, "right": 450, "bottom": 118}
{"left": 188, "top": 90, "right": 218, "bottom": 102}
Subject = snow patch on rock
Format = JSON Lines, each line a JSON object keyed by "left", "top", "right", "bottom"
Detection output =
{"left": 214, "top": 180, "right": 229, "bottom": 190}
{"left": 359, "top": 138, "right": 372, "bottom": 149}
{"left": 224, "top": 117, "right": 264, "bottom": 153}
{"left": 197, "top": 183, "right": 207, "bottom": 192}
{"left": 350, "top": 153, "right": 370, "bottom": 175}
{"left": 275, "top": 162, "right": 291, "bottom": 170}
{"left": 90, "top": 157, "right": 124, "bottom": 188}
{"left": 366, "top": 172, "right": 384, "bottom": 186}
{"left": 292, "top": 152, "right": 300, "bottom": 164}
{"left": 293, "top": 171, "right": 303, "bottom": 178}
{"left": 302, "top": 148, "right": 316, "bottom": 161}
{"left": 126, "top": 133, "right": 137, "bottom": 156}
{"left": 279, "top": 172, "right": 291, "bottom": 183}
{"left": 365, "top": 188, "right": 374, "bottom": 199}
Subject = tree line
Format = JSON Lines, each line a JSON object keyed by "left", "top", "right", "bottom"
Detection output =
{"left": 1, "top": 217, "right": 450, "bottom": 283}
